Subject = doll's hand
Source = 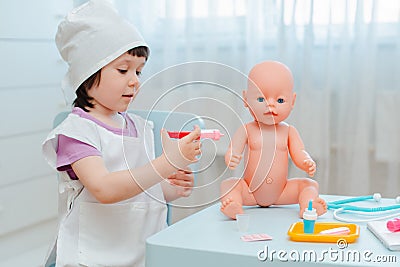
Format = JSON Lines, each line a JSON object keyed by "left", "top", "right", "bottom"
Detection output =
{"left": 304, "top": 159, "right": 316, "bottom": 177}
{"left": 227, "top": 154, "right": 242, "bottom": 169}
{"left": 161, "top": 126, "right": 201, "bottom": 171}
{"left": 167, "top": 169, "right": 194, "bottom": 197}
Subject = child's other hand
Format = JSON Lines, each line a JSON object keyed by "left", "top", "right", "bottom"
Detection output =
{"left": 227, "top": 154, "right": 242, "bottom": 169}
{"left": 167, "top": 169, "right": 194, "bottom": 197}
{"left": 304, "top": 159, "right": 316, "bottom": 177}
{"left": 161, "top": 126, "right": 201, "bottom": 171}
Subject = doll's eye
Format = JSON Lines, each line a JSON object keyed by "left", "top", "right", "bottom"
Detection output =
{"left": 257, "top": 97, "right": 265, "bottom": 102}
{"left": 277, "top": 98, "right": 285, "bottom": 104}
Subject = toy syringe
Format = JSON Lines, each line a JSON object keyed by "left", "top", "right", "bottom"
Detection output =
{"left": 168, "top": 129, "right": 224, "bottom": 140}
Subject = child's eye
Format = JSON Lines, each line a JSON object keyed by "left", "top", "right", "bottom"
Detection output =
{"left": 136, "top": 71, "right": 142, "bottom": 77}
{"left": 118, "top": 69, "right": 128, "bottom": 74}
{"left": 257, "top": 97, "right": 265, "bottom": 102}
{"left": 277, "top": 98, "right": 285, "bottom": 103}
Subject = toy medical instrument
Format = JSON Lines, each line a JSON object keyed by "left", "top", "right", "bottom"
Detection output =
{"left": 168, "top": 129, "right": 224, "bottom": 140}
{"left": 387, "top": 218, "right": 400, "bottom": 232}
{"left": 241, "top": 233, "right": 272, "bottom": 242}
{"left": 319, "top": 226, "right": 350, "bottom": 235}
{"left": 303, "top": 200, "right": 317, "bottom": 233}
{"left": 327, "top": 193, "right": 400, "bottom": 223}
{"left": 236, "top": 213, "right": 250, "bottom": 232}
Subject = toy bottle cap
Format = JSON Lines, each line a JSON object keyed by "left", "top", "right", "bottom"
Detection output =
{"left": 303, "top": 200, "right": 317, "bottom": 220}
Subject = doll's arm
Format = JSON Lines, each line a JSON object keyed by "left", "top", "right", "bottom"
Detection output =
{"left": 72, "top": 126, "right": 201, "bottom": 204}
{"left": 225, "top": 125, "right": 247, "bottom": 169}
{"left": 288, "top": 125, "right": 316, "bottom": 177}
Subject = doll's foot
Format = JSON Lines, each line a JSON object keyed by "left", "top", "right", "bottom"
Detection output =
{"left": 300, "top": 197, "right": 327, "bottom": 217}
{"left": 220, "top": 198, "right": 243, "bottom": 220}
{"left": 313, "top": 197, "right": 327, "bottom": 215}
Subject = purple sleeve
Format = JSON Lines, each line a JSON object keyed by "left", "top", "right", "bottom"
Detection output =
{"left": 56, "top": 134, "right": 101, "bottom": 179}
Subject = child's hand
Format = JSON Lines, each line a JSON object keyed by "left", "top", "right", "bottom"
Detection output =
{"left": 304, "top": 158, "right": 316, "bottom": 177}
{"left": 167, "top": 169, "right": 194, "bottom": 197}
{"left": 227, "top": 154, "right": 242, "bottom": 169}
{"left": 161, "top": 126, "right": 201, "bottom": 171}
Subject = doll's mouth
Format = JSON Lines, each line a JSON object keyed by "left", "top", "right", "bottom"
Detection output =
{"left": 264, "top": 111, "right": 277, "bottom": 116}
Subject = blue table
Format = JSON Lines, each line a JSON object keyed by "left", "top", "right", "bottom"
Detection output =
{"left": 146, "top": 195, "right": 399, "bottom": 266}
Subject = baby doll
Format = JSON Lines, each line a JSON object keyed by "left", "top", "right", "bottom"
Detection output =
{"left": 220, "top": 61, "right": 327, "bottom": 219}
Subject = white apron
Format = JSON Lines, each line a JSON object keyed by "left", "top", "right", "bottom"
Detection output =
{"left": 42, "top": 113, "right": 167, "bottom": 267}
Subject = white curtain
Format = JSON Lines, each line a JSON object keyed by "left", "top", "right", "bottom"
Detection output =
{"left": 111, "top": 0, "right": 400, "bottom": 201}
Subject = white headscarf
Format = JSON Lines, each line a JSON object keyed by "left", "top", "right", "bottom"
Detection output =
{"left": 55, "top": 0, "right": 147, "bottom": 104}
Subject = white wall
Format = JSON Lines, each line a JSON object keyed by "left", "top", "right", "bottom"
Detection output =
{"left": 0, "top": 1, "right": 71, "bottom": 266}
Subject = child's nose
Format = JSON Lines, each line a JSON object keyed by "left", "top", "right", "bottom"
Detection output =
{"left": 128, "top": 74, "right": 139, "bottom": 87}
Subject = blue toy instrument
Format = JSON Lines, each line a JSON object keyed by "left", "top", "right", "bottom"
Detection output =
{"left": 328, "top": 193, "right": 400, "bottom": 222}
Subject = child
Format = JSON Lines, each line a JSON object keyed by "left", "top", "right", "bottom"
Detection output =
{"left": 220, "top": 61, "right": 327, "bottom": 220}
{"left": 42, "top": 1, "right": 201, "bottom": 266}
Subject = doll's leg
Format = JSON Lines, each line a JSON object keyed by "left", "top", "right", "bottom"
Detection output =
{"left": 220, "top": 178, "right": 244, "bottom": 219}
{"left": 296, "top": 178, "right": 326, "bottom": 216}
{"left": 220, "top": 178, "right": 256, "bottom": 219}
{"left": 275, "top": 178, "right": 327, "bottom": 217}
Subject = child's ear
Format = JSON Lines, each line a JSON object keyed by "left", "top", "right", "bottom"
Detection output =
{"left": 291, "top": 92, "right": 297, "bottom": 108}
{"left": 242, "top": 90, "right": 248, "bottom": 107}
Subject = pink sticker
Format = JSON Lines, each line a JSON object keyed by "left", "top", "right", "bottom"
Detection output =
{"left": 241, "top": 233, "right": 273, "bottom": 242}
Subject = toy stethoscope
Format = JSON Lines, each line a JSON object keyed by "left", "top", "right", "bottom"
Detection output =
{"left": 328, "top": 193, "right": 400, "bottom": 222}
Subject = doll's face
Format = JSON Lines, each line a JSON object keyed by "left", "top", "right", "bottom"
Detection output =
{"left": 244, "top": 61, "right": 296, "bottom": 126}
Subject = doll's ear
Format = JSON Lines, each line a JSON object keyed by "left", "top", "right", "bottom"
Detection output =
{"left": 291, "top": 92, "right": 297, "bottom": 108}
{"left": 242, "top": 90, "right": 249, "bottom": 107}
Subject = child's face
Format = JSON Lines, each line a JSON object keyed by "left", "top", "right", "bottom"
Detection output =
{"left": 88, "top": 52, "right": 146, "bottom": 113}
{"left": 244, "top": 80, "right": 296, "bottom": 126}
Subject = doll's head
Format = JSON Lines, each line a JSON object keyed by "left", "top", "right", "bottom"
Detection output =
{"left": 243, "top": 61, "right": 296, "bottom": 126}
